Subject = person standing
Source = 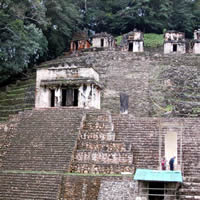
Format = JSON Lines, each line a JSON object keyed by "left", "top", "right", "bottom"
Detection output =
{"left": 169, "top": 156, "right": 176, "bottom": 171}
{"left": 161, "top": 157, "right": 166, "bottom": 170}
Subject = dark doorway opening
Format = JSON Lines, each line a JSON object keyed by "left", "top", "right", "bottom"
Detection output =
{"left": 120, "top": 93, "right": 128, "bottom": 114}
{"left": 50, "top": 89, "right": 55, "bottom": 107}
{"left": 74, "top": 89, "right": 79, "bottom": 106}
{"left": 62, "top": 88, "right": 79, "bottom": 107}
{"left": 149, "top": 182, "right": 164, "bottom": 200}
{"left": 173, "top": 44, "right": 177, "bottom": 52}
{"left": 75, "top": 41, "right": 79, "bottom": 50}
{"left": 128, "top": 43, "right": 133, "bottom": 51}
{"left": 62, "top": 89, "right": 67, "bottom": 106}
{"left": 101, "top": 39, "right": 104, "bottom": 47}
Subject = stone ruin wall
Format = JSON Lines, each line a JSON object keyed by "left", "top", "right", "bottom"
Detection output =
{"left": 0, "top": 49, "right": 198, "bottom": 118}
{"left": 60, "top": 175, "right": 136, "bottom": 200}
{"left": 56, "top": 50, "right": 200, "bottom": 117}
{"left": 70, "top": 114, "right": 200, "bottom": 176}
{"left": 61, "top": 116, "right": 200, "bottom": 199}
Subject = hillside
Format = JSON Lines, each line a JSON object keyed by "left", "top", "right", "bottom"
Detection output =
{"left": 0, "top": 77, "right": 35, "bottom": 122}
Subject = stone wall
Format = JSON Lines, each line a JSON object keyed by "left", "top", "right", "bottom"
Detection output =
{"left": 71, "top": 111, "right": 134, "bottom": 174}
{"left": 38, "top": 50, "right": 200, "bottom": 117}
{"left": 0, "top": 108, "right": 85, "bottom": 172}
{"left": 193, "top": 41, "right": 200, "bottom": 54}
{"left": 164, "top": 42, "right": 186, "bottom": 54}
{"left": 61, "top": 175, "right": 125, "bottom": 200}
{"left": 149, "top": 56, "right": 200, "bottom": 117}
{"left": 35, "top": 66, "right": 100, "bottom": 109}
{"left": 75, "top": 151, "right": 133, "bottom": 164}
{"left": 98, "top": 179, "right": 137, "bottom": 200}
{"left": 1, "top": 49, "right": 200, "bottom": 118}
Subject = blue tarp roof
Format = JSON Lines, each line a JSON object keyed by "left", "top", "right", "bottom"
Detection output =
{"left": 134, "top": 169, "right": 183, "bottom": 183}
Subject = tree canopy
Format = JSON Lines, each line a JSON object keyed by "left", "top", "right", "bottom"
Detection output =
{"left": 0, "top": 0, "right": 200, "bottom": 84}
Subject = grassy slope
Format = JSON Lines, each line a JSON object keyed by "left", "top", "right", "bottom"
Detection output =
{"left": 116, "top": 33, "right": 164, "bottom": 48}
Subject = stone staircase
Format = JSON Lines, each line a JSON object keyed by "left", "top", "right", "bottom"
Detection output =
{"left": 42, "top": 50, "right": 151, "bottom": 116}
{"left": 182, "top": 119, "right": 200, "bottom": 177}
{"left": 0, "top": 125, "right": 7, "bottom": 167}
{"left": 71, "top": 111, "right": 134, "bottom": 174}
{"left": 0, "top": 108, "right": 84, "bottom": 172}
{"left": 0, "top": 172, "right": 62, "bottom": 200}
{"left": 179, "top": 177, "right": 200, "bottom": 200}
{"left": 112, "top": 114, "right": 159, "bottom": 169}
{"left": 0, "top": 78, "right": 35, "bottom": 122}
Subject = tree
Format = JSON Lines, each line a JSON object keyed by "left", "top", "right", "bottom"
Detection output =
{"left": 192, "top": 0, "right": 200, "bottom": 29}
{"left": 43, "top": 0, "right": 82, "bottom": 58}
{"left": 168, "top": 0, "right": 195, "bottom": 37}
{"left": 0, "top": 0, "right": 48, "bottom": 84}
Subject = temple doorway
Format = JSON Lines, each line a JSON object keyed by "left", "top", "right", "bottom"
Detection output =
{"left": 128, "top": 43, "right": 133, "bottom": 51}
{"left": 62, "top": 88, "right": 79, "bottom": 107}
{"left": 149, "top": 182, "right": 164, "bottom": 200}
{"left": 165, "top": 131, "right": 177, "bottom": 167}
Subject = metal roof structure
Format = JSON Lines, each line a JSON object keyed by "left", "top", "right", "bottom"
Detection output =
{"left": 134, "top": 169, "right": 183, "bottom": 183}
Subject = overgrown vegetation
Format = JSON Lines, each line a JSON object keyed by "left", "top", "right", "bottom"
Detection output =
{"left": 115, "top": 36, "right": 122, "bottom": 46}
{"left": 144, "top": 34, "right": 164, "bottom": 48}
{"left": 116, "top": 33, "right": 164, "bottom": 48}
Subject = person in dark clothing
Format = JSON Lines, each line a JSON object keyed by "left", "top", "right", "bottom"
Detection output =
{"left": 169, "top": 156, "right": 176, "bottom": 171}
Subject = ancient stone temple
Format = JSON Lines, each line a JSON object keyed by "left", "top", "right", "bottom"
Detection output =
{"left": 164, "top": 31, "right": 186, "bottom": 54}
{"left": 92, "top": 32, "right": 116, "bottom": 48}
{"left": 70, "top": 32, "right": 91, "bottom": 51}
{"left": 120, "top": 30, "right": 144, "bottom": 52}
{"left": 1, "top": 38, "right": 200, "bottom": 200}
{"left": 35, "top": 64, "right": 102, "bottom": 109}
{"left": 193, "top": 29, "right": 200, "bottom": 54}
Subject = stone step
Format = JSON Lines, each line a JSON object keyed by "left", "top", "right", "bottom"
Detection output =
{"left": 0, "top": 103, "right": 33, "bottom": 110}
{"left": 0, "top": 93, "right": 25, "bottom": 100}
{"left": 0, "top": 117, "right": 9, "bottom": 122}
{"left": 179, "top": 195, "right": 200, "bottom": 200}
{"left": 0, "top": 98, "right": 26, "bottom": 105}
{"left": 0, "top": 173, "right": 61, "bottom": 200}
{"left": 2, "top": 165, "right": 71, "bottom": 171}
{"left": 0, "top": 108, "right": 32, "bottom": 118}
{"left": 1, "top": 109, "right": 85, "bottom": 172}
{"left": 85, "top": 114, "right": 110, "bottom": 121}
{"left": 7, "top": 82, "right": 35, "bottom": 91}
{"left": 71, "top": 162, "right": 135, "bottom": 174}
{"left": 75, "top": 150, "right": 133, "bottom": 165}
{"left": 77, "top": 140, "right": 132, "bottom": 152}
{"left": 80, "top": 131, "right": 114, "bottom": 141}
{"left": 179, "top": 188, "right": 200, "bottom": 196}
{"left": 184, "top": 177, "right": 200, "bottom": 182}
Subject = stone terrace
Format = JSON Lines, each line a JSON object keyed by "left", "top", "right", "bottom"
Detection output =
{"left": 1, "top": 108, "right": 200, "bottom": 199}
{"left": 112, "top": 114, "right": 159, "bottom": 169}
{"left": 179, "top": 177, "right": 200, "bottom": 200}
{"left": 0, "top": 77, "right": 35, "bottom": 122}
{"left": 71, "top": 111, "right": 134, "bottom": 174}
{"left": 181, "top": 118, "right": 200, "bottom": 177}
{"left": 39, "top": 50, "right": 200, "bottom": 117}
{"left": 0, "top": 108, "right": 85, "bottom": 172}
{"left": 0, "top": 172, "right": 62, "bottom": 200}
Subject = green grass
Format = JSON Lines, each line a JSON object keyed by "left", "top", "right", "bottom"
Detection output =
{"left": 115, "top": 35, "right": 122, "bottom": 46}
{"left": 164, "top": 105, "right": 173, "bottom": 112}
{"left": 144, "top": 33, "right": 164, "bottom": 48}
{"left": 1, "top": 170, "right": 133, "bottom": 177}
{"left": 115, "top": 33, "right": 164, "bottom": 48}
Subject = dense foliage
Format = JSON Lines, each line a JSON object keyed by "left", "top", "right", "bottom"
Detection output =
{"left": 0, "top": 0, "right": 200, "bottom": 84}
